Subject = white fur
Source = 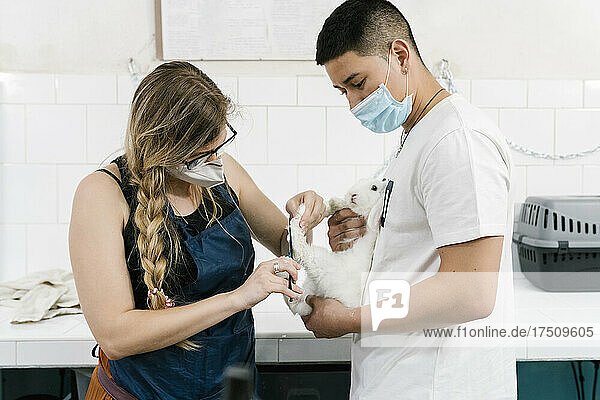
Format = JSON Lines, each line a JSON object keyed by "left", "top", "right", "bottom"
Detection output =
{"left": 284, "top": 178, "right": 386, "bottom": 316}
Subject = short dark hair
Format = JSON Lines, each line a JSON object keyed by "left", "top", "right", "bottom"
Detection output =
{"left": 316, "top": 0, "right": 422, "bottom": 66}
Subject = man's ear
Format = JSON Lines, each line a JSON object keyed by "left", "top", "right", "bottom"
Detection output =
{"left": 391, "top": 38, "right": 410, "bottom": 69}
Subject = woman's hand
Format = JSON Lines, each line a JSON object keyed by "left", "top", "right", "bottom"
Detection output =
{"left": 286, "top": 190, "right": 327, "bottom": 233}
{"left": 232, "top": 257, "right": 304, "bottom": 310}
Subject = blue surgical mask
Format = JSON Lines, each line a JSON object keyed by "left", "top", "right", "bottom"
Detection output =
{"left": 350, "top": 48, "right": 412, "bottom": 134}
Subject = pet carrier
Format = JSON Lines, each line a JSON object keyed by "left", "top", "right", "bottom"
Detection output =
{"left": 513, "top": 196, "right": 600, "bottom": 291}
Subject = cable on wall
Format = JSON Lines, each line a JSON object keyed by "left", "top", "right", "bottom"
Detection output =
{"left": 437, "top": 59, "right": 600, "bottom": 161}
{"left": 128, "top": 58, "right": 142, "bottom": 85}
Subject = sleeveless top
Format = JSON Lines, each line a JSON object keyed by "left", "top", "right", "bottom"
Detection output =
{"left": 103, "top": 155, "right": 237, "bottom": 309}
{"left": 94, "top": 154, "right": 261, "bottom": 400}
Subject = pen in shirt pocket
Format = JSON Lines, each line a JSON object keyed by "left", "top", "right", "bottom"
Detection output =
{"left": 380, "top": 179, "right": 394, "bottom": 228}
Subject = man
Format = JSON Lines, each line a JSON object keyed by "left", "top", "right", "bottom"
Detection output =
{"left": 298, "top": 1, "right": 517, "bottom": 399}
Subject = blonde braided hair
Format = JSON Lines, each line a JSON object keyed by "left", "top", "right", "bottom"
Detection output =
{"left": 124, "top": 61, "right": 233, "bottom": 350}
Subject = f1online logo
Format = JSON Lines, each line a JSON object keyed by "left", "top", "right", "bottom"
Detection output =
{"left": 369, "top": 279, "right": 410, "bottom": 331}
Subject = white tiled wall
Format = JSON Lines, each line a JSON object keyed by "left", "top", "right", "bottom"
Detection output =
{"left": 2, "top": 73, "right": 600, "bottom": 303}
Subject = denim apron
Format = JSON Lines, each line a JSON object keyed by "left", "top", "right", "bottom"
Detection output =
{"left": 107, "top": 183, "right": 262, "bottom": 400}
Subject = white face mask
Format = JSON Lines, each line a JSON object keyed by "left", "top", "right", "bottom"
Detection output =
{"left": 167, "top": 158, "right": 225, "bottom": 188}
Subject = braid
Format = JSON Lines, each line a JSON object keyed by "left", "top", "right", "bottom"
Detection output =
{"left": 135, "top": 168, "right": 168, "bottom": 307}
{"left": 133, "top": 166, "right": 201, "bottom": 350}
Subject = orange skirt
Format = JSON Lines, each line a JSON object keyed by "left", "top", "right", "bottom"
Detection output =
{"left": 85, "top": 346, "right": 114, "bottom": 400}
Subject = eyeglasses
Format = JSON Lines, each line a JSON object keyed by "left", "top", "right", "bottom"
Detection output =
{"left": 184, "top": 123, "right": 237, "bottom": 170}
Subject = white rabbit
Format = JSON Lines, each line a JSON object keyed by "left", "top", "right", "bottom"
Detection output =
{"left": 284, "top": 178, "right": 386, "bottom": 316}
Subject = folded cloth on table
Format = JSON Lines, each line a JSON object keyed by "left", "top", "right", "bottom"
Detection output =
{"left": 0, "top": 269, "right": 82, "bottom": 323}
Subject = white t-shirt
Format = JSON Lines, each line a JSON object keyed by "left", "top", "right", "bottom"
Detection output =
{"left": 350, "top": 94, "right": 517, "bottom": 400}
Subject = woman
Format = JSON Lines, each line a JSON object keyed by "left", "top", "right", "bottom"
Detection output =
{"left": 69, "top": 61, "right": 326, "bottom": 399}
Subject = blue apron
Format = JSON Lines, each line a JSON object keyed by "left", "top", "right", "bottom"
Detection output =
{"left": 108, "top": 183, "right": 262, "bottom": 400}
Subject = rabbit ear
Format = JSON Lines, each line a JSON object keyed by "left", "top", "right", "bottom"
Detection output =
{"left": 366, "top": 197, "right": 384, "bottom": 232}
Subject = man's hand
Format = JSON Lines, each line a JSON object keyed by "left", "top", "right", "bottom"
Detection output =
{"left": 301, "top": 295, "right": 358, "bottom": 338}
{"left": 327, "top": 209, "right": 367, "bottom": 252}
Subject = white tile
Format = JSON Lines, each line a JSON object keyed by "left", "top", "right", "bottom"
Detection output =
{"left": 55, "top": 74, "right": 116, "bottom": 104}
{"left": 480, "top": 108, "right": 499, "bottom": 125}
{"left": 526, "top": 166, "right": 582, "bottom": 197}
{"left": 356, "top": 165, "right": 385, "bottom": 180}
{"left": 0, "top": 342, "right": 16, "bottom": 366}
{"left": 527, "top": 80, "right": 583, "bottom": 108}
{"left": 584, "top": 80, "right": 600, "bottom": 108}
{"left": 511, "top": 166, "right": 527, "bottom": 204}
{"left": 86, "top": 105, "right": 129, "bottom": 163}
{"left": 268, "top": 107, "right": 326, "bottom": 164}
{"left": 0, "top": 225, "right": 27, "bottom": 281}
{"left": 499, "top": 109, "right": 554, "bottom": 166}
{"left": 297, "top": 165, "right": 358, "bottom": 248}
{"left": 17, "top": 341, "right": 97, "bottom": 366}
{"left": 471, "top": 80, "right": 527, "bottom": 108}
{"left": 326, "top": 108, "right": 384, "bottom": 164}
{"left": 26, "top": 224, "right": 70, "bottom": 273}
{"left": 229, "top": 107, "right": 267, "bottom": 164}
{"left": 225, "top": 140, "right": 241, "bottom": 161}
{"left": 583, "top": 166, "right": 600, "bottom": 195}
{"left": 58, "top": 165, "right": 98, "bottom": 223}
{"left": 238, "top": 77, "right": 296, "bottom": 106}
{"left": 213, "top": 76, "right": 238, "bottom": 103}
{"left": 453, "top": 79, "right": 471, "bottom": 101}
{"left": 0, "top": 73, "right": 55, "bottom": 103}
{"left": 0, "top": 105, "right": 25, "bottom": 162}
{"left": 26, "top": 105, "right": 85, "bottom": 163}
{"left": 297, "top": 166, "right": 356, "bottom": 200}
{"left": 117, "top": 74, "right": 141, "bottom": 105}
{"left": 298, "top": 76, "right": 347, "bottom": 106}
{"left": 117, "top": 73, "right": 238, "bottom": 105}
{"left": 437, "top": 78, "right": 471, "bottom": 101}
{"left": 0, "top": 165, "right": 57, "bottom": 223}
{"left": 252, "top": 239, "right": 275, "bottom": 267}
{"left": 245, "top": 165, "right": 298, "bottom": 212}
{"left": 555, "top": 109, "right": 600, "bottom": 165}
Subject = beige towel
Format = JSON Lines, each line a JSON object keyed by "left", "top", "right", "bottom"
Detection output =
{"left": 0, "top": 269, "right": 82, "bottom": 323}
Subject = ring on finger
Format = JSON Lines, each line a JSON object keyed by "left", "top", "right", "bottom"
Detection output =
{"left": 273, "top": 261, "right": 280, "bottom": 274}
